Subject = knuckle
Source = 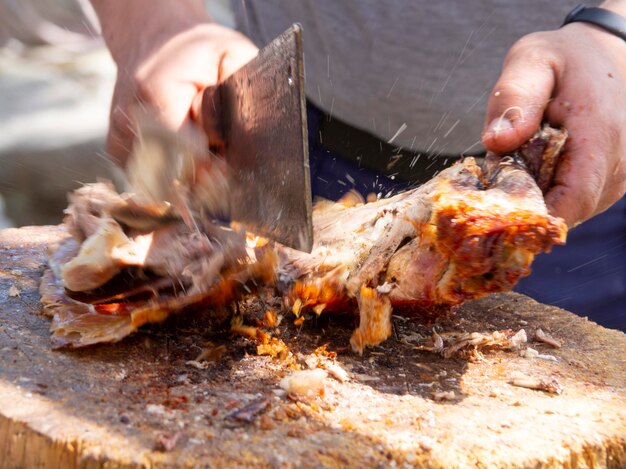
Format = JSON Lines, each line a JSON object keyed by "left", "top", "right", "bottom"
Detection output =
{"left": 505, "top": 33, "right": 558, "bottom": 70}
{"left": 133, "top": 78, "right": 156, "bottom": 103}
{"left": 132, "top": 70, "right": 167, "bottom": 105}
{"left": 507, "top": 33, "right": 543, "bottom": 59}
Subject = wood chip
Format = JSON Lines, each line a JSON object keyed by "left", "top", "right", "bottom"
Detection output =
{"left": 534, "top": 329, "right": 561, "bottom": 348}
{"left": 226, "top": 399, "right": 270, "bottom": 424}
{"left": 154, "top": 432, "right": 183, "bottom": 452}
{"left": 416, "top": 329, "right": 527, "bottom": 359}
{"left": 433, "top": 329, "right": 444, "bottom": 350}
{"left": 521, "top": 347, "right": 558, "bottom": 362}
{"left": 432, "top": 390, "right": 455, "bottom": 401}
{"left": 304, "top": 352, "right": 349, "bottom": 383}
{"left": 320, "top": 361, "right": 349, "bottom": 383}
{"left": 185, "top": 360, "right": 209, "bottom": 370}
{"left": 195, "top": 345, "right": 226, "bottom": 362}
{"left": 259, "top": 414, "right": 276, "bottom": 430}
{"left": 353, "top": 373, "right": 380, "bottom": 382}
{"left": 509, "top": 373, "right": 562, "bottom": 395}
{"left": 520, "top": 347, "right": 539, "bottom": 358}
{"left": 8, "top": 285, "right": 20, "bottom": 297}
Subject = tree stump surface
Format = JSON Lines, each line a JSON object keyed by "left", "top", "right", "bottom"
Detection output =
{"left": 0, "top": 225, "right": 624, "bottom": 468}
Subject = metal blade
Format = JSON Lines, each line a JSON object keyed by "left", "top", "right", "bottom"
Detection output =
{"left": 207, "top": 24, "right": 313, "bottom": 252}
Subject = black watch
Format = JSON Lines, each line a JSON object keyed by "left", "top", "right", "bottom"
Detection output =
{"left": 562, "top": 4, "right": 626, "bottom": 42}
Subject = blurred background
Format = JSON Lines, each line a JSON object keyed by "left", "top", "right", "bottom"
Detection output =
{"left": 0, "top": 0, "right": 232, "bottom": 228}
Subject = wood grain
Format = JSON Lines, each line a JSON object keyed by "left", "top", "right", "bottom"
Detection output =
{"left": 0, "top": 225, "right": 624, "bottom": 468}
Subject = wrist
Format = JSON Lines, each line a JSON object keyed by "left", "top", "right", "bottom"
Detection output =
{"left": 563, "top": 2, "right": 626, "bottom": 44}
{"left": 562, "top": 3, "right": 626, "bottom": 57}
{"left": 90, "top": 0, "right": 211, "bottom": 66}
{"left": 561, "top": 4, "right": 626, "bottom": 87}
{"left": 600, "top": 0, "right": 626, "bottom": 17}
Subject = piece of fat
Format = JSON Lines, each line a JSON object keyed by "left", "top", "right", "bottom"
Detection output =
{"left": 279, "top": 369, "right": 327, "bottom": 397}
{"left": 61, "top": 217, "right": 131, "bottom": 291}
{"left": 350, "top": 286, "right": 393, "bottom": 355}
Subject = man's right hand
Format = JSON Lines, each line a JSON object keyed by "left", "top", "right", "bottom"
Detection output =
{"left": 482, "top": 0, "right": 626, "bottom": 227}
{"left": 90, "top": 0, "right": 258, "bottom": 167}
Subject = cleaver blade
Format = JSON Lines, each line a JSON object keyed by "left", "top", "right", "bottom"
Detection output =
{"left": 200, "top": 24, "right": 313, "bottom": 252}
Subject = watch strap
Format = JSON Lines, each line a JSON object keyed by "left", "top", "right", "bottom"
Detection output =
{"left": 562, "top": 4, "right": 626, "bottom": 41}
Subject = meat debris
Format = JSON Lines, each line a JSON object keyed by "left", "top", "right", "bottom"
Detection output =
{"left": 415, "top": 329, "right": 527, "bottom": 360}
{"left": 40, "top": 125, "right": 568, "bottom": 352}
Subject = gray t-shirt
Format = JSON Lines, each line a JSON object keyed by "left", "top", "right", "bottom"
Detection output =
{"left": 232, "top": 0, "right": 589, "bottom": 155}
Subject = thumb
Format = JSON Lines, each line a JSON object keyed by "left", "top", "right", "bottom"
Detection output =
{"left": 191, "top": 86, "right": 224, "bottom": 152}
{"left": 191, "top": 42, "right": 258, "bottom": 152}
{"left": 218, "top": 42, "right": 258, "bottom": 81}
{"left": 482, "top": 40, "right": 558, "bottom": 153}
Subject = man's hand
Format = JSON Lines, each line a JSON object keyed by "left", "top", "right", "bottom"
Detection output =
{"left": 91, "top": 0, "right": 258, "bottom": 166}
{"left": 482, "top": 1, "right": 626, "bottom": 227}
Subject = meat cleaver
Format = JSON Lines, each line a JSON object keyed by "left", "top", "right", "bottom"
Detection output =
{"left": 199, "top": 24, "right": 313, "bottom": 252}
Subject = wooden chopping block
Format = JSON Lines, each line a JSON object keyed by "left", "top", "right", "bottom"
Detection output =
{"left": 0, "top": 225, "right": 624, "bottom": 468}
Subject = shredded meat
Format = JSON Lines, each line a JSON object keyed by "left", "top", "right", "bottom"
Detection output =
{"left": 40, "top": 125, "right": 568, "bottom": 351}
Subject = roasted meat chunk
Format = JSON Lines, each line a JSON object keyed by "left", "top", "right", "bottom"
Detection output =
{"left": 40, "top": 125, "right": 568, "bottom": 351}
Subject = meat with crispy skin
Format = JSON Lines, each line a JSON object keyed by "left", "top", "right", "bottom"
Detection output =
{"left": 41, "top": 184, "right": 276, "bottom": 348}
{"left": 280, "top": 129, "right": 567, "bottom": 351}
{"left": 40, "top": 125, "right": 568, "bottom": 351}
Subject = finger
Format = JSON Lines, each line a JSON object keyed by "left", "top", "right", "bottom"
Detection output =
{"left": 191, "top": 85, "right": 224, "bottom": 151}
{"left": 136, "top": 74, "right": 200, "bottom": 131}
{"left": 218, "top": 42, "right": 258, "bottom": 81}
{"left": 191, "top": 42, "right": 258, "bottom": 151}
{"left": 544, "top": 121, "right": 607, "bottom": 227}
{"left": 595, "top": 117, "right": 626, "bottom": 216}
{"left": 482, "top": 35, "right": 560, "bottom": 154}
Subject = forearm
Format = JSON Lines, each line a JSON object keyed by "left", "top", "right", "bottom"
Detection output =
{"left": 89, "top": 0, "right": 211, "bottom": 64}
